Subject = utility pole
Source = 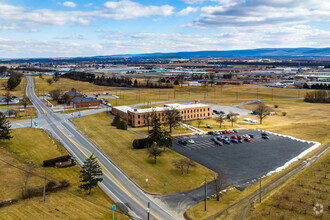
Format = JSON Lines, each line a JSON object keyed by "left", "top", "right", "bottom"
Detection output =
{"left": 236, "top": 86, "right": 238, "bottom": 100}
{"left": 43, "top": 169, "right": 46, "bottom": 203}
{"left": 205, "top": 178, "right": 207, "bottom": 211}
{"left": 272, "top": 88, "right": 274, "bottom": 100}
{"left": 147, "top": 202, "right": 150, "bottom": 220}
{"left": 259, "top": 177, "right": 262, "bottom": 203}
{"left": 257, "top": 87, "right": 259, "bottom": 99}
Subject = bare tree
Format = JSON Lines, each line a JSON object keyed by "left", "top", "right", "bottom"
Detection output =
{"left": 147, "top": 143, "right": 163, "bottom": 164}
{"left": 215, "top": 112, "right": 226, "bottom": 128}
{"left": 143, "top": 110, "right": 155, "bottom": 132}
{"left": 46, "top": 78, "right": 53, "bottom": 85}
{"left": 255, "top": 102, "right": 270, "bottom": 124}
{"left": 3, "top": 91, "right": 11, "bottom": 105}
{"left": 173, "top": 158, "right": 196, "bottom": 175}
{"left": 227, "top": 111, "right": 238, "bottom": 127}
{"left": 49, "top": 89, "right": 61, "bottom": 101}
{"left": 21, "top": 96, "right": 29, "bottom": 109}
{"left": 173, "top": 158, "right": 185, "bottom": 175}
{"left": 6, "top": 109, "right": 17, "bottom": 118}
{"left": 165, "top": 107, "right": 181, "bottom": 133}
{"left": 197, "top": 119, "right": 203, "bottom": 128}
{"left": 185, "top": 159, "right": 196, "bottom": 174}
{"left": 21, "top": 168, "right": 32, "bottom": 199}
{"left": 212, "top": 169, "right": 227, "bottom": 201}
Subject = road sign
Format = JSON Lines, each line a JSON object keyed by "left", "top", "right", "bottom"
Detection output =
{"left": 78, "top": 113, "right": 81, "bottom": 119}
{"left": 34, "top": 121, "right": 38, "bottom": 127}
{"left": 111, "top": 205, "right": 116, "bottom": 211}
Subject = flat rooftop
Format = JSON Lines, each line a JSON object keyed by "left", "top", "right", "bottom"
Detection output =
{"left": 113, "top": 103, "right": 210, "bottom": 114}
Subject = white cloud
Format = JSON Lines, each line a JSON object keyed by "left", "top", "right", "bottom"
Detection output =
{"left": 177, "top": 7, "right": 199, "bottom": 16}
{"left": 0, "top": 1, "right": 174, "bottom": 28}
{"left": 102, "top": 0, "right": 174, "bottom": 20}
{"left": 84, "top": 3, "right": 93, "bottom": 7}
{"left": 1, "top": 25, "right": 330, "bottom": 58}
{"left": 62, "top": 1, "right": 77, "bottom": 8}
{"left": 190, "top": 0, "right": 330, "bottom": 28}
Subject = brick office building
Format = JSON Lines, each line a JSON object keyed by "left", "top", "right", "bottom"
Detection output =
{"left": 112, "top": 101, "right": 212, "bottom": 127}
{"left": 64, "top": 88, "right": 100, "bottom": 109}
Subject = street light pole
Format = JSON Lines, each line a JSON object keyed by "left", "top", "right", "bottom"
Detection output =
{"left": 259, "top": 177, "right": 262, "bottom": 203}
{"left": 205, "top": 178, "right": 207, "bottom": 211}
{"left": 43, "top": 169, "right": 46, "bottom": 203}
{"left": 147, "top": 202, "right": 150, "bottom": 220}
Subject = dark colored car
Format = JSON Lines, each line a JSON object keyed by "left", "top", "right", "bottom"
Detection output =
{"left": 232, "top": 129, "right": 238, "bottom": 133}
{"left": 231, "top": 135, "right": 238, "bottom": 139}
{"left": 261, "top": 133, "right": 268, "bottom": 136}
{"left": 262, "top": 136, "right": 270, "bottom": 140}
{"left": 238, "top": 139, "right": 243, "bottom": 143}
{"left": 220, "top": 111, "right": 225, "bottom": 114}
{"left": 248, "top": 134, "right": 254, "bottom": 138}
{"left": 231, "top": 139, "right": 239, "bottom": 144}
{"left": 211, "top": 137, "right": 217, "bottom": 141}
{"left": 244, "top": 138, "right": 251, "bottom": 142}
{"left": 237, "top": 135, "right": 243, "bottom": 140}
{"left": 215, "top": 141, "right": 223, "bottom": 146}
{"left": 216, "top": 137, "right": 222, "bottom": 141}
{"left": 208, "top": 131, "right": 214, "bottom": 135}
{"left": 222, "top": 140, "right": 231, "bottom": 144}
{"left": 178, "top": 140, "right": 187, "bottom": 145}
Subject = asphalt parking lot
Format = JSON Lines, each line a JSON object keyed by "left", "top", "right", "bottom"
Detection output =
{"left": 171, "top": 129, "right": 313, "bottom": 188}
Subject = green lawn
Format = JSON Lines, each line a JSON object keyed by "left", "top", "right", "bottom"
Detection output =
{"left": 0, "top": 128, "right": 127, "bottom": 219}
{"left": 72, "top": 112, "right": 215, "bottom": 194}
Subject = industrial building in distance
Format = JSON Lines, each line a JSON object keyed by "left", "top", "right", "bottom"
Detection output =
{"left": 112, "top": 101, "right": 212, "bottom": 127}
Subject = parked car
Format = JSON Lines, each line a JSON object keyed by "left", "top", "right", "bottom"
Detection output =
{"left": 225, "top": 130, "right": 231, "bottom": 134}
{"left": 220, "top": 111, "right": 225, "bottom": 114}
{"left": 261, "top": 133, "right": 268, "bottom": 136}
{"left": 237, "top": 135, "right": 243, "bottom": 140}
{"left": 232, "top": 129, "right": 238, "bottom": 133}
{"left": 262, "top": 136, "right": 270, "bottom": 140}
{"left": 208, "top": 131, "right": 214, "bottom": 135}
{"left": 213, "top": 110, "right": 219, "bottom": 114}
{"left": 211, "top": 137, "right": 217, "bottom": 141}
{"left": 231, "top": 135, "right": 238, "bottom": 139}
{"left": 238, "top": 139, "right": 243, "bottom": 143}
{"left": 231, "top": 139, "right": 239, "bottom": 144}
{"left": 242, "top": 134, "right": 250, "bottom": 138}
{"left": 248, "top": 134, "right": 254, "bottom": 138}
{"left": 222, "top": 140, "right": 231, "bottom": 144}
{"left": 214, "top": 131, "right": 220, "bottom": 135}
{"left": 178, "top": 140, "right": 187, "bottom": 145}
{"left": 215, "top": 141, "right": 223, "bottom": 146}
{"left": 244, "top": 138, "right": 251, "bottom": 142}
{"left": 188, "top": 139, "right": 195, "bottom": 144}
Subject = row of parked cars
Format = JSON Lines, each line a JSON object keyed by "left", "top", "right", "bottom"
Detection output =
{"left": 210, "top": 134, "right": 254, "bottom": 145}
{"left": 208, "top": 129, "right": 239, "bottom": 136}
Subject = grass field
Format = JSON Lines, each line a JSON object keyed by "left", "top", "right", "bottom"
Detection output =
{"left": 185, "top": 100, "right": 330, "bottom": 219}
{"left": 34, "top": 76, "right": 310, "bottom": 107}
{"left": 248, "top": 149, "right": 329, "bottom": 220}
{"left": 0, "top": 77, "right": 27, "bottom": 97}
{"left": 0, "top": 128, "right": 127, "bottom": 219}
{"left": 71, "top": 112, "right": 215, "bottom": 194}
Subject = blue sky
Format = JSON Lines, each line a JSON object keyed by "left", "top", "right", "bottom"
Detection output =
{"left": 1, "top": 0, "right": 330, "bottom": 58}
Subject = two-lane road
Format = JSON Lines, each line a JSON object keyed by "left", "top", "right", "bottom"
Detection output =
{"left": 26, "top": 77, "right": 178, "bottom": 220}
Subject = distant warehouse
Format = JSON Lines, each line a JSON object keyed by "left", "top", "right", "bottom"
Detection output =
{"left": 112, "top": 101, "right": 212, "bottom": 127}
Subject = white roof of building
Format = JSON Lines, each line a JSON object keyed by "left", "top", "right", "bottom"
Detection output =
{"left": 113, "top": 103, "right": 210, "bottom": 114}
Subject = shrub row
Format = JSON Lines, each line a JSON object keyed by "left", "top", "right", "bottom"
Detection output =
{"left": 111, "top": 115, "right": 127, "bottom": 130}
{"left": 42, "top": 155, "right": 71, "bottom": 167}
{"left": 21, "top": 180, "right": 70, "bottom": 199}
{"left": 132, "top": 138, "right": 152, "bottom": 149}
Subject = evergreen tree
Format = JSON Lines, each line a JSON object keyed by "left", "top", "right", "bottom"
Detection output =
{"left": 148, "top": 114, "right": 164, "bottom": 145}
{"left": 111, "top": 115, "right": 121, "bottom": 126}
{"left": 303, "top": 83, "right": 310, "bottom": 89}
{"left": 0, "top": 112, "right": 12, "bottom": 140}
{"left": 174, "top": 79, "right": 179, "bottom": 85}
{"left": 7, "top": 75, "right": 21, "bottom": 90}
{"left": 79, "top": 154, "right": 103, "bottom": 195}
{"left": 134, "top": 79, "right": 138, "bottom": 86}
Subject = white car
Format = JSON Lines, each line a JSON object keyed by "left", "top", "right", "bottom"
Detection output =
{"left": 188, "top": 139, "right": 195, "bottom": 144}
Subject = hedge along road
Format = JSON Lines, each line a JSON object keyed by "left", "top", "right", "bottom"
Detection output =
{"left": 25, "top": 77, "right": 179, "bottom": 220}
